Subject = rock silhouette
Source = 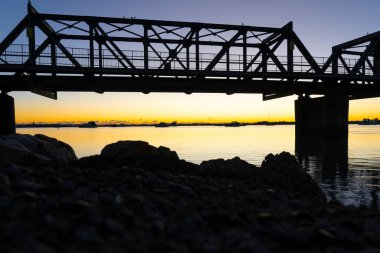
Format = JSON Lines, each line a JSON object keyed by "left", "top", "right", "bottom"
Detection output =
{"left": 0, "top": 134, "right": 77, "bottom": 166}
{"left": 0, "top": 135, "right": 379, "bottom": 253}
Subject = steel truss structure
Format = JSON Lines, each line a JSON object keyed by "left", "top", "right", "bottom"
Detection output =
{"left": 0, "top": 3, "right": 379, "bottom": 100}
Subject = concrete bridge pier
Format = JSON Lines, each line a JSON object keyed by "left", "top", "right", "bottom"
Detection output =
{"left": 0, "top": 93, "right": 16, "bottom": 135}
{"left": 295, "top": 94, "right": 349, "bottom": 136}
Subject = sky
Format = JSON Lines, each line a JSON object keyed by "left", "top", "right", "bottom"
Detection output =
{"left": 1, "top": 0, "right": 380, "bottom": 123}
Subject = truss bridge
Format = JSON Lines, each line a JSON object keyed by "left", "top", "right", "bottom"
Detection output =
{"left": 0, "top": 3, "right": 380, "bottom": 135}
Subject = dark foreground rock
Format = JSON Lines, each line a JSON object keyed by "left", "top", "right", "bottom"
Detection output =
{"left": 0, "top": 137, "right": 379, "bottom": 253}
{"left": 261, "top": 152, "right": 327, "bottom": 206}
{"left": 77, "top": 140, "right": 198, "bottom": 172}
{"left": 200, "top": 153, "right": 326, "bottom": 206}
{"left": 0, "top": 134, "right": 77, "bottom": 166}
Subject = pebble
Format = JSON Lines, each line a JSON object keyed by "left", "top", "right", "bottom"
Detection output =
{"left": 32, "top": 243, "right": 57, "bottom": 253}
{"left": 60, "top": 180, "right": 76, "bottom": 191}
{"left": 85, "top": 208, "right": 104, "bottom": 225}
{"left": 0, "top": 196, "right": 12, "bottom": 209}
{"left": 2, "top": 163, "right": 21, "bottom": 177}
{"left": 12, "top": 180, "right": 46, "bottom": 191}
{"left": 317, "top": 228, "right": 337, "bottom": 242}
{"left": 105, "top": 218, "right": 124, "bottom": 232}
{"left": 0, "top": 173, "right": 10, "bottom": 186}
{"left": 165, "top": 181, "right": 197, "bottom": 198}
{"left": 74, "top": 225, "right": 98, "bottom": 242}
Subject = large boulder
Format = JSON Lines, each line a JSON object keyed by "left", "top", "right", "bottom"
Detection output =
{"left": 78, "top": 140, "right": 198, "bottom": 172}
{"left": 101, "top": 140, "right": 179, "bottom": 161}
{"left": 200, "top": 157, "right": 259, "bottom": 179}
{"left": 0, "top": 134, "right": 77, "bottom": 166}
{"left": 260, "top": 152, "right": 326, "bottom": 205}
{"left": 200, "top": 152, "right": 326, "bottom": 205}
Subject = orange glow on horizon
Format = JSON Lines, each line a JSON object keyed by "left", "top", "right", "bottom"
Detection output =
{"left": 15, "top": 115, "right": 296, "bottom": 124}
{"left": 12, "top": 92, "right": 380, "bottom": 124}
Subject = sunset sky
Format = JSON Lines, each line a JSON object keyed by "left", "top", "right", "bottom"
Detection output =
{"left": 1, "top": 0, "right": 380, "bottom": 124}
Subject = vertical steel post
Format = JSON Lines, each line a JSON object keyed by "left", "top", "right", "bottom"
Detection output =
{"left": 98, "top": 42, "right": 103, "bottom": 77}
{"left": 374, "top": 42, "right": 380, "bottom": 78}
{"left": 332, "top": 49, "right": 338, "bottom": 75}
{"left": 243, "top": 31, "right": 247, "bottom": 72}
{"left": 262, "top": 46, "right": 267, "bottom": 78}
{"left": 362, "top": 62, "right": 365, "bottom": 77}
{"left": 27, "top": 2, "right": 36, "bottom": 74}
{"left": 226, "top": 48, "right": 230, "bottom": 79}
{"left": 195, "top": 29, "right": 200, "bottom": 71}
{"left": 186, "top": 45, "right": 190, "bottom": 75}
{"left": 51, "top": 43, "right": 56, "bottom": 76}
{"left": 287, "top": 24, "right": 294, "bottom": 73}
{"left": 89, "top": 22, "right": 95, "bottom": 70}
{"left": 373, "top": 40, "right": 380, "bottom": 85}
{"left": 144, "top": 25, "right": 149, "bottom": 71}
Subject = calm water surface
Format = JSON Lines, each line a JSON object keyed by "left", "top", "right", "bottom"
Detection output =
{"left": 18, "top": 125, "right": 380, "bottom": 208}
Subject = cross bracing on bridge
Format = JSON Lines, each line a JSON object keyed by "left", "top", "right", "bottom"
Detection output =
{"left": 0, "top": 3, "right": 379, "bottom": 100}
{"left": 0, "top": 44, "right": 372, "bottom": 75}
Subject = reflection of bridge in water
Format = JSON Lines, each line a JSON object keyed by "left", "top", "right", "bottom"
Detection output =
{"left": 295, "top": 132, "right": 380, "bottom": 208}
{"left": 0, "top": 3, "right": 380, "bottom": 135}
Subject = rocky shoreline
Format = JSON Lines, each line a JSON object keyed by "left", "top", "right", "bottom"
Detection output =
{"left": 0, "top": 134, "right": 379, "bottom": 252}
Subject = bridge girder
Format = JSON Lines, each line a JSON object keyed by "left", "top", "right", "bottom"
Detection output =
{"left": 0, "top": 3, "right": 379, "bottom": 100}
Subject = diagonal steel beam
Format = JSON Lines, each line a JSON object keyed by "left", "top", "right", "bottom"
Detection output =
{"left": 0, "top": 58, "right": 8, "bottom": 64}
{"left": 105, "top": 22, "right": 142, "bottom": 38}
{"left": 320, "top": 54, "right": 335, "bottom": 73}
{"left": 262, "top": 22, "right": 291, "bottom": 46}
{"left": 156, "top": 29, "right": 195, "bottom": 70}
{"left": 334, "top": 31, "right": 380, "bottom": 51}
{"left": 244, "top": 51, "right": 262, "bottom": 72}
{"left": 342, "top": 50, "right": 371, "bottom": 56}
{"left": 205, "top": 31, "right": 242, "bottom": 71}
{"left": 262, "top": 40, "right": 287, "bottom": 73}
{"left": 172, "top": 30, "right": 196, "bottom": 70}
{"left": 156, "top": 25, "right": 184, "bottom": 39}
{"left": 54, "top": 20, "right": 88, "bottom": 33}
{"left": 150, "top": 26, "right": 171, "bottom": 51}
{"left": 349, "top": 36, "right": 380, "bottom": 75}
{"left": 365, "top": 58, "right": 374, "bottom": 72}
{"left": 338, "top": 55, "right": 351, "bottom": 73}
{"left": 151, "top": 25, "right": 190, "bottom": 71}
{"left": 29, "top": 4, "right": 84, "bottom": 70}
{"left": 101, "top": 40, "right": 129, "bottom": 69}
{"left": 104, "top": 23, "right": 134, "bottom": 35}
{"left": 92, "top": 28, "right": 129, "bottom": 70}
{"left": 96, "top": 25, "right": 136, "bottom": 69}
{"left": 253, "top": 37, "right": 284, "bottom": 73}
{"left": 292, "top": 32, "right": 321, "bottom": 73}
{"left": 15, "top": 38, "right": 51, "bottom": 76}
{"left": 0, "top": 16, "right": 28, "bottom": 56}
{"left": 94, "top": 25, "right": 135, "bottom": 77}
{"left": 37, "top": 22, "right": 83, "bottom": 69}
{"left": 23, "top": 38, "right": 51, "bottom": 65}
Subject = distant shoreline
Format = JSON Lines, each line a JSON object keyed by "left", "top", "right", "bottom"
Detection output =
{"left": 17, "top": 122, "right": 296, "bottom": 128}
{"left": 15, "top": 121, "right": 380, "bottom": 128}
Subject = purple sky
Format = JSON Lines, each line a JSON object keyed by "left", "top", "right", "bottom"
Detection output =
{"left": 3, "top": 0, "right": 379, "bottom": 56}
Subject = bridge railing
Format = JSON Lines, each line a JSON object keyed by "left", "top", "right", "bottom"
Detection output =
{"left": 0, "top": 44, "right": 374, "bottom": 76}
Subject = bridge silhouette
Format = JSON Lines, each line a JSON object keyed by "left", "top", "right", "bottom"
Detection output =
{"left": 0, "top": 3, "right": 380, "bottom": 135}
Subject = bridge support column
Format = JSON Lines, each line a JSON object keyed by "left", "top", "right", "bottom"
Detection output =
{"left": 374, "top": 43, "right": 380, "bottom": 80}
{"left": 0, "top": 93, "right": 16, "bottom": 135}
{"left": 295, "top": 94, "right": 349, "bottom": 136}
